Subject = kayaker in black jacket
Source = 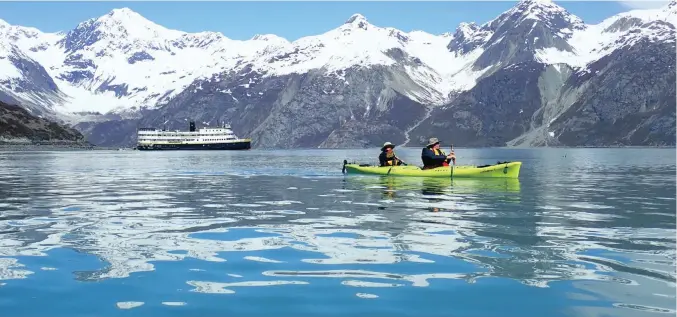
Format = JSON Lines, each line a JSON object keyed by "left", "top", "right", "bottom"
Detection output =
{"left": 421, "top": 137, "right": 455, "bottom": 169}
{"left": 379, "top": 142, "right": 404, "bottom": 167}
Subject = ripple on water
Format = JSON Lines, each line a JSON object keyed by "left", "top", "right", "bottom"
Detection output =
{"left": 187, "top": 280, "right": 309, "bottom": 294}
{"left": 612, "top": 303, "right": 676, "bottom": 314}
{"left": 356, "top": 293, "right": 379, "bottom": 299}
{"left": 116, "top": 302, "right": 144, "bottom": 309}
{"left": 0, "top": 149, "right": 674, "bottom": 316}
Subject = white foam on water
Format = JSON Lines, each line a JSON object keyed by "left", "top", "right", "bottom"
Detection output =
{"left": 187, "top": 280, "right": 309, "bottom": 294}
{"left": 569, "top": 202, "right": 614, "bottom": 209}
{"left": 243, "top": 256, "right": 283, "bottom": 263}
{"left": 342, "top": 280, "right": 404, "bottom": 287}
{"left": 162, "top": 302, "right": 186, "bottom": 306}
{"left": 116, "top": 302, "right": 144, "bottom": 309}
{"left": 333, "top": 189, "right": 357, "bottom": 192}
{"left": 260, "top": 200, "right": 304, "bottom": 206}
{"left": 229, "top": 203, "right": 264, "bottom": 207}
{"left": 536, "top": 205, "right": 563, "bottom": 210}
{"left": 350, "top": 202, "right": 383, "bottom": 207}
{"left": 356, "top": 293, "right": 379, "bottom": 298}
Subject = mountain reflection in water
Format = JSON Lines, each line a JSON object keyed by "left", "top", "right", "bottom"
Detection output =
{"left": 0, "top": 148, "right": 674, "bottom": 317}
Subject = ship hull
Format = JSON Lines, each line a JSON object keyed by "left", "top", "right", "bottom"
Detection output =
{"left": 136, "top": 141, "right": 251, "bottom": 151}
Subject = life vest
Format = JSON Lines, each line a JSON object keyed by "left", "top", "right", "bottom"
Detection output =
{"left": 432, "top": 148, "right": 450, "bottom": 166}
{"left": 384, "top": 151, "right": 399, "bottom": 166}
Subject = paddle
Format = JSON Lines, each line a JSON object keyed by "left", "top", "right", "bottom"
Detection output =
{"left": 450, "top": 144, "right": 455, "bottom": 179}
{"left": 342, "top": 159, "right": 347, "bottom": 174}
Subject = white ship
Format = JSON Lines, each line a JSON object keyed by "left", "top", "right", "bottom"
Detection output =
{"left": 136, "top": 120, "right": 251, "bottom": 151}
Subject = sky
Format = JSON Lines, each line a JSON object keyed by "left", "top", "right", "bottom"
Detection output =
{"left": 0, "top": 1, "right": 671, "bottom": 41}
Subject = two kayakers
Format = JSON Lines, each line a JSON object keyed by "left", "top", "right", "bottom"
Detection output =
{"left": 421, "top": 137, "right": 456, "bottom": 169}
{"left": 379, "top": 142, "right": 405, "bottom": 167}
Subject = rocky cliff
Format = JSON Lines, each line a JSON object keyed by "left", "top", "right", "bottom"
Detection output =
{"left": 0, "top": 100, "right": 88, "bottom": 144}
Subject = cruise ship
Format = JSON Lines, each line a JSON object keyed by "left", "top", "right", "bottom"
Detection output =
{"left": 136, "top": 120, "right": 251, "bottom": 151}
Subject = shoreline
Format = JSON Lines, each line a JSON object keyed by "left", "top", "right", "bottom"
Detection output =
{"left": 0, "top": 144, "right": 674, "bottom": 152}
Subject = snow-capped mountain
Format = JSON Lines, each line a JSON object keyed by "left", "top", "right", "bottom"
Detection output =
{"left": 1, "top": 0, "right": 675, "bottom": 148}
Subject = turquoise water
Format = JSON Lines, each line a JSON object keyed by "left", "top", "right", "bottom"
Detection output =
{"left": 0, "top": 148, "right": 674, "bottom": 317}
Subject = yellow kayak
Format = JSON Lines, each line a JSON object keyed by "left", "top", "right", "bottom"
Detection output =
{"left": 342, "top": 160, "right": 522, "bottom": 178}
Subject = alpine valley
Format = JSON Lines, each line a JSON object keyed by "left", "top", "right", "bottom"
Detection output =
{"left": 0, "top": 0, "right": 675, "bottom": 148}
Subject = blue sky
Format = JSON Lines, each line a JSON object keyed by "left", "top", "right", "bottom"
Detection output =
{"left": 0, "top": 1, "right": 669, "bottom": 40}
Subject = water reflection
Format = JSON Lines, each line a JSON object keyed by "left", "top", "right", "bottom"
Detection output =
{"left": 0, "top": 149, "right": 674, "bottom": 317}
{"left": 343, "top": 176, "right": 522, "bottom": 212}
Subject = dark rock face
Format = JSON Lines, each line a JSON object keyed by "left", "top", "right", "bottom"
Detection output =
{"left": 407, "top": 21, "right": 676, "bottom": 148}
{"left": 408, "top": 62, "right": 546, "bottom": 147}
{"left": 74, "top": 118, "right": 139, "bottom": 146}
{"left": 0, "top": 100, "right": 86, "bottom": 142}
{"left": 95, "top": 78, "right": 130, "bottom": 98}
{"left": 0, "top": 47, "right": 65, "bottom": 117}
{"left": 86, "top": 65, "right": 429, "bottom": 148}
{"left": 551, "top": 38, "right": 676, "bottom": 146}
{"left": 57, "top": 19, "right": 103, "bottom": 53}
{"left": 447, "top": 23, "right": 491, "bottom": 56}
{"left": 127, "top": 51, "right": 154, "bottom": 64}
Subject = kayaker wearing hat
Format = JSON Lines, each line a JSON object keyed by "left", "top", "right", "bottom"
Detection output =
{"left": 379, "top": 142, "right": 405, "bottom": 167}
{"left": 421, "top": 137, "right": 455, "bottom": 169}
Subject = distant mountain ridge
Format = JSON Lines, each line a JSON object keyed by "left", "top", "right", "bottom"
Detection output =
{"left": 0, "top": 0, "right": 674, "bottom": 148}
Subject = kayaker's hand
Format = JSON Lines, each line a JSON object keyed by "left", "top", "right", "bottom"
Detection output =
{"left": 447, "top": 153, "right": 455, "bottom": 160}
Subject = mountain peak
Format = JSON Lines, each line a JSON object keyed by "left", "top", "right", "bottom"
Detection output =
{"left": 491, "top": 0, "right": 584, "bottom": 29}
{"left": 93, "top": 7, "right": 184, "bottom": 40}
{"left": 97, "top": 7, "right": 167, "bottom": 31}
{"left": 58, "top": 6, "right": 183, "bottom": 53}
{"left": 344, "top": 13, "right": 370, "bottom": 30}
{"left": 107, "top": 7, "right": 139, "bottom": 18}
{"left": 518, "top": 0, "right": 554, "bottom": 5}
{"left": 345, "top": 13, "right": 368, "bottom": 24}
{"left": 250, "top": 33, "right": 288, "bottom": 43}
{"left": 513, "top": 0, "right": 567, "bottom": 15}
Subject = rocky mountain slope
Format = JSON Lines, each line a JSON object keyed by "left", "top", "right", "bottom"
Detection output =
{"left": 0, "top": 100, "right": 87, "bottom": 144}
{"left": 1, "top": 0, "right": 675, "bottom": 148}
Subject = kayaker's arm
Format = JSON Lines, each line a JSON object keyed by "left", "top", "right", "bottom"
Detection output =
{"left": 395, "top": 156, "right": 406, "bottom": 165}
{"left": 447, "top": 152, "right": 456, "bottom": 164}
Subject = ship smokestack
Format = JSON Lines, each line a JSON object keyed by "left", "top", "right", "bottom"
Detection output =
{"left": 189, "top": 121, "right": 196, "bottom": 132}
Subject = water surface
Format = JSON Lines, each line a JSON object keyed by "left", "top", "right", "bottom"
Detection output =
{"left": 0, "top": 148, "right": 674, "bottom": 317}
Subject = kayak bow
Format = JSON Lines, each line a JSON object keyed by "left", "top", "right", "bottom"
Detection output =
{"left": 342, "top": 161, "right": 522, "bottom": 178}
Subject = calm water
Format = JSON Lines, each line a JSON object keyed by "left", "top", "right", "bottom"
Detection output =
{"left": 0, "top": 148, "right": 674, "bottom": 317}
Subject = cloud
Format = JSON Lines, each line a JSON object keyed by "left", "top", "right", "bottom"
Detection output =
{"left": 617, "top": 0, "right": 670, "bottom": 9}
